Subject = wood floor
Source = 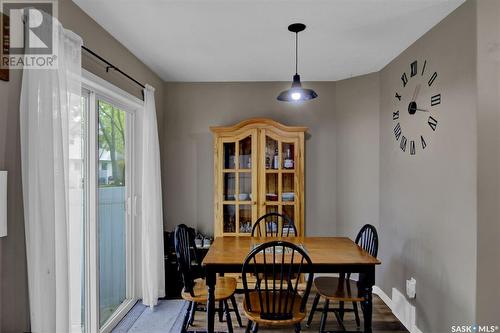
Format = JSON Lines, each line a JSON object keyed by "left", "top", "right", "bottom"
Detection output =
{"left": 190, "top": 293, "right": 409, "bottom": 333}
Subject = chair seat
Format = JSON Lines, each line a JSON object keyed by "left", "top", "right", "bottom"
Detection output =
{"left": 243, "top": 291, "right": 306, "bottom": 326}
{"left": 314, "top": 276, "right": 364, "bottom": 302}
{"left": 181, "top": 277, "right": 237, "bottom": 303}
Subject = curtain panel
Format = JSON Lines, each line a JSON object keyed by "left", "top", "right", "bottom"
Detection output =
{"left": 141, "top": 85, "right": 165, "bottom": 307}
{"left": 20, "top": 12, "right": 83, "bottom": 333}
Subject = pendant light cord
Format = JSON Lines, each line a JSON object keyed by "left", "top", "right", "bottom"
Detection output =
{"left": 295, "top": 32, "right": 298, "bottom": 74}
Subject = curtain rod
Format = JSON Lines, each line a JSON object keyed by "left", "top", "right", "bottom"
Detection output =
{"left": 82, "top": 45, "right": 146, "bottom": 89}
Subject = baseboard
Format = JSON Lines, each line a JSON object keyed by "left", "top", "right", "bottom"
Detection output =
{"left": 372, "top": 286, "right": 424, "bottom": 333}
{"left": 372, "top": 285, "right": 392, "bottom": 308}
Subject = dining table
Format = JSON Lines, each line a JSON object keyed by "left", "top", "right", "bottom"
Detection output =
{"left": 201, "top": 236, "right": 381, "bottom": 333}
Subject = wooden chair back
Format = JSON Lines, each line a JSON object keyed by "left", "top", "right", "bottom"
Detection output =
{"left": 241, "top": 241, "right": 313, "bottom": 320}
{"left": 174, "top": 224, "right": 199, "bottom": 297}
{"left": 251, "top": 213, "right": 297, "bottom": 237}
{"left": 354, "top": 224, "right": 378, "bottom": 257}
{"left": 345, "top": 224, "right": 379, "bottom": 282}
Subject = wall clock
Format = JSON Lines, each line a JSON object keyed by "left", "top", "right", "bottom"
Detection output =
{"left": 393, "top": 59, "right": 441, "bottom": 155}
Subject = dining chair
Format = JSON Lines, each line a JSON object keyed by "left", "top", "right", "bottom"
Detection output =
{"left": 241, "top": 240, "right": 314, "bottom": 332}
{"left": 306, "top": 224, "right": 379, "bottom": 331}
{"left": 251, "top": 212, "right": 297, "bottom": 237}
{"left": 174, "top": 224, "right": 243, "bottom": 333}
{"left": 250, "top": 213, "right": 300, "bottom": 288}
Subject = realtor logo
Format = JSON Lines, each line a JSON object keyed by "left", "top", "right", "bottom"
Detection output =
{"left": 1, "top": 0, "right": 58, "bottom": 69}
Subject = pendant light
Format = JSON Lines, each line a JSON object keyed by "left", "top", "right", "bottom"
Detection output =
{"left": 277, "top": 23, "right": 318, "bottom": 102}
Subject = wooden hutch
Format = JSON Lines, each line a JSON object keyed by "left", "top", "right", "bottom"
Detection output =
{"left": 211, "top": 118, "right": 306, "bottom": 237}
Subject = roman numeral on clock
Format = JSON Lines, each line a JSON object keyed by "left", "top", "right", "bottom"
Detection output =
{"left": 401, "top": 73, "right": 408, "bottom": 87}
{"left": 400, "top": 136, "right": 407, "bottom": 152}
{"left": 421, "top": 60, "right": 427, "bottom": 76}
{"left": 394, "top": 123, "right": 402, "bottom": 141}
{"left": 431, "top": 94, "right": 441, "bottom": 106}
{"left": 410, "top": 61, "right": 418, "bottom": 77}
{"left": 395, "top": 92, "right": 401, "bottom": 101}
{"left": 428, "top": 116, "right": 438, "bottom": 131}
{"left": 421, "top": 136, "right": 427, "bottom": 149}
{"left": 428, "top": 72, "right": 438, "bottom": 86}
{"left": 410, "top": 140, "right": 416, "bottom": 155}
{"left": 393, "top": 110, "right": 400, "bottom": 120}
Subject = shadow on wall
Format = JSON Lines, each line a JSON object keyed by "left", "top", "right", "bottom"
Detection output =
{"left": 388, "top": 237, "right": 471, "bottom": 332}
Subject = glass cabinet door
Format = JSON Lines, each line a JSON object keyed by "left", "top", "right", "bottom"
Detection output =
{"left": 221, "top": 131, "right": 257, "bottom": 235}
{"left": 214, "top": 120, "right": 305, "bottom": 238}
{"left": 261, "top": 132, "right": 299, "bottom": 235}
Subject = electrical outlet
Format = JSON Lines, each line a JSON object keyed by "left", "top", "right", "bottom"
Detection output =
{"left": 406, "top": 277, "right": 416, "bottom": 299}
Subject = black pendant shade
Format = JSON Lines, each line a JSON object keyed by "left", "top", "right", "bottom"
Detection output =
{"left": 277, "top": 74, "right": 318, "bottom": 102}
{"left": 277, "top": 23, "right": 318, "bottom": 102}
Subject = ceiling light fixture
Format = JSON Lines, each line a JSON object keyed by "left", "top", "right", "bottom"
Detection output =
{"left": 277, "top": 23, "right": 318, "bottom": 102}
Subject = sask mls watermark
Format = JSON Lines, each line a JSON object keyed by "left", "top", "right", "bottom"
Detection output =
{"left": 1, "top": 0, "right": 58, "bottom": 69}
{"left": 451, "top": 325, "right": 499, "bottom": 333}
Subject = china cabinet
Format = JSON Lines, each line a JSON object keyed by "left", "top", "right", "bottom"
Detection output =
{"left": 211, "top": 118, "right": 306, "bottom": 237}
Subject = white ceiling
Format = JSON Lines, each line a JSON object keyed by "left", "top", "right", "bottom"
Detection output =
{"left": 73, "top": 0, "right": 465, "bottom": 82}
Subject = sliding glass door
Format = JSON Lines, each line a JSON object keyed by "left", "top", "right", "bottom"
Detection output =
{"left": 97, "top": 100, "right": 128, "bottom": 327}
{"left": 81, "top": 76, "right": 138, "bottom": 333}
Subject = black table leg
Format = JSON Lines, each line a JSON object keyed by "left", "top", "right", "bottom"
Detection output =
{"left": 206, "top": 270, "right": 216, "bottom": 333}
{"left": 358, "top": 266, "right": 375, "bottom": 333}
{"left": 361, "top": 290, "right": 373, "bottom": 333}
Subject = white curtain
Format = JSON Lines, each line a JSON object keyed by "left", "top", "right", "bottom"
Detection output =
{"left": 141, "top": 85, "right": 165, "bottom": 307}
{"left": 20, "top": 13, "right": 83, "bottom": 333}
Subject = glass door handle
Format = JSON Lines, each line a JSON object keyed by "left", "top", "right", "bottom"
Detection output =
{"left": 126, "top": 197, "right": 131, "bottom": 215}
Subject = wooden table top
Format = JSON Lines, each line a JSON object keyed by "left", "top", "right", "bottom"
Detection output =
{"left": 202, "top": 236, "right": 381, "bottom": 266}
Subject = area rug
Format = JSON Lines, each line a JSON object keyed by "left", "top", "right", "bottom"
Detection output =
{"left": 112, "top": 299, "right": 189, "bottom": 333}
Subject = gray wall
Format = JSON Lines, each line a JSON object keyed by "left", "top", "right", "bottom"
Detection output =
{"left": 0, "top": 63, "right": 29, "bottom": 333}
{"left": 162, "top": 81, "right": 339, "bottom": 236}
{"left": 0, "top": 0, "right": 165, "bottom": 331}
{"left": 335, "top": 73, "right": 380, "bottom": 238}
{"left": 379, "top": 1, "right": 477, "bottom": 331}
{"left": 476, "top": 0, "right": 500, "bottom": 323}
{"left": 161, "top": 77, "right": 381, "bottom": 237}
{"left": 161, "top": 7, "right": 482, "bottom": 331}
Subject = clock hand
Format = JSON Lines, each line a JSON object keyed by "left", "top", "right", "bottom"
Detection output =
{"left": 408, "top": 102, "right": 428, "bottom": 114}
{"left": 412, "top": 84, "right": 421, "bottom": 102}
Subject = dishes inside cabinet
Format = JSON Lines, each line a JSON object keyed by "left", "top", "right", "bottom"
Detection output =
{"left": 282, "top": 192, "right": 295, "bottom": 202}
{"left": 266, "top": 193, "right": 278, "bottom": 201}
{"left": 238, "top": 193, "right": 250, "bottom": 201}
